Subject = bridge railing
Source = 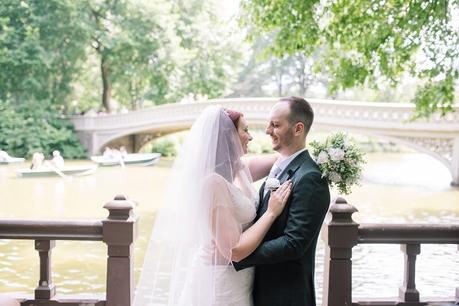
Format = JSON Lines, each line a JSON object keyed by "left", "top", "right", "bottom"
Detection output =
{"left": 0, "top": 195, "right": 137, "bottom": 306}
{"left": 322, "top": 197, "right": 459, "bottom": 306}
{"left": 68, "top": 98, "right": 459, "bottom": 132}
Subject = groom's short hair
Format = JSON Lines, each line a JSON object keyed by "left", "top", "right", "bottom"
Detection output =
{"left": 280, "top": 96, "right": 314, "bottom": 135}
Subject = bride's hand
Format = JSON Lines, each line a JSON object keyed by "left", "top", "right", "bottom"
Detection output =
{"left": 267, "top": 180, "right": 292, "bottom": 217}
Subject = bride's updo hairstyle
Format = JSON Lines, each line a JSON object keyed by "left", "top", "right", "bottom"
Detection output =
{"left": 224, "top": 109, "right": 243, "bottom": 129}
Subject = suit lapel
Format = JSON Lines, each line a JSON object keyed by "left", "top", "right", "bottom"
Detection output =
{"left": 256, "top": 181, "right": 266, "bottom": 216}
{"left": 257, "top": 150, "right": 309, "bottom": 217}
{"left": 277, "top": 150, "right": 308, "bottom": 182}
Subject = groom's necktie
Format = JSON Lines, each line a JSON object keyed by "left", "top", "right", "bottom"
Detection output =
{"left": 263, "top": 164, "right": 282, "bottom": 197}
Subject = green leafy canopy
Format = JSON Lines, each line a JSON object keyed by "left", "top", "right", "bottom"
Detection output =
{"left": 241, "top": 0, "right": 459, "bottom": 117}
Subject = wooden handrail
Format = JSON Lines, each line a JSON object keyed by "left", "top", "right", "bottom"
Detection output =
{"left": 322, "top": 197, "right": 459, "bottom": 306}
{"left": 358, "top": 223, "right": 459, "bottom": 244}
{"left": 0, "top": 195, "right": 138, "bottom": 306}
{"left": 0, "top": 220, "right": 103, "bottom": 240}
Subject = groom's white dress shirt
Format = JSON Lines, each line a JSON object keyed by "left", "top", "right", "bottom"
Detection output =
{"left": 263, "top": 148, "right": 307, "bottom": 196}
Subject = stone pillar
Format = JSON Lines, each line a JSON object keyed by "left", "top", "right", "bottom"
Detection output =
{"left": 103, "top": 195, "right": 138, "bottom": 306}
{"left": 451, "top": 137, "right": 459, "bottom": 187}
{"left": 34, "top": 240, "right": 56, "bottom": 300}
{"left": 399, "top": 244, "right": 421, "bottom": 302}
{"left": 322, "top": 197, "right": 359, "bottom": 306}
{"left": 75, "top": 130, "right": 99, "bottom": 155}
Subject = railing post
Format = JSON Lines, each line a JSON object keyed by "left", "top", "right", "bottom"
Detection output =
{"left": 399, "top": 244, "right": 420, "bottom": 302}
{"left": 322, "top": 197, "right": 359, "bottom": 306}
{"left": 34, "top": 240, "right": 56, "bottom": 299}
{"left": 103, "top": 195, "right": 138, "bottom": 306}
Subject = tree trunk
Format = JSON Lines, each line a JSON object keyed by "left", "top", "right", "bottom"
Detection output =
{"left": 129, "top": 80, "right": 140, "bottom": 110}
{"left": 277, "top": 69, "right": 283, "bottom": 97}
{"left": 297, "top": 55, "right": 307, "bottom": 97}
{"left": 101, "top": 56, "right": 112, "bottom": 113}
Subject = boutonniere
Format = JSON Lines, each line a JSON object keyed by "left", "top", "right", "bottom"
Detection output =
{"left": 265, "top": 177, "right": 280, "bottom": 192}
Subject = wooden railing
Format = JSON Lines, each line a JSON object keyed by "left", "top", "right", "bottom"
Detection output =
{"left": 0, "top": 195, "right": 137, "bottom": 306}
{"left": 322, "top": 197, "right": 459, "bottom": 306}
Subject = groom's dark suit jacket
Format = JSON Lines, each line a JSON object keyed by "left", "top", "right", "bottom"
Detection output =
{"left": 233, "top": 150, "right": 330, "bottom": 306}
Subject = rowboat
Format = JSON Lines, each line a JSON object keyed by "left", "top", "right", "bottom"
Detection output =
{"left": 90, "top": 153, "right": 161, "bottom": 167}
{"left": 0, "top": 157, "right": 25, "bottom": 165}
{"left": 16, "top": 164, "right": 98, "bottom": 178}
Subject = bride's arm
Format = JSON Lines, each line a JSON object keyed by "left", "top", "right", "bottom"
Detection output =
{"left": 243, "top": 154, "right": 278, "bottom": 182}
{"left": 230, "top": 181, "right": 292, "bottom": 262}
{"left": 208, "top": 174, "right": 290, "bottom": 263}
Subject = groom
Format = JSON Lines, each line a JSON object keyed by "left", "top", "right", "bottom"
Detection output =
{"left": 233, "top": 96, "right": 330, "bottom": 306}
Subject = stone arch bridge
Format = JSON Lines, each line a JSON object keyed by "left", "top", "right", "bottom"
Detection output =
{"left": 69, "top": 98, "right": 459, "bottom": 186}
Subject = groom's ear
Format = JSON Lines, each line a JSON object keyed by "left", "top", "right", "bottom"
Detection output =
{"left": 293, "top": 122, "right": 304, "bottom": 136}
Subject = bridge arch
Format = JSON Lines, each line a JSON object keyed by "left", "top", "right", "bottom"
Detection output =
{"left": 70, "top": 98, "right": 459, "bottom": 186}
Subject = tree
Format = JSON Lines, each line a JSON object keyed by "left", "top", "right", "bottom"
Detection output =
{"left": 1, "top": 0, "right": 244, "bottom": 113}
{"left": 74, "top": 0, "right": 242, "bottom": 110}
{"left": 166, "top": 0, "right": 243, "bottom": 102}
{"left": 0, "top": 0, "right": 88, "bottom": 111}
{"left": 0, "top": 99, "right": 86, "bottom": 158}
{"left": 228, "top": 36, "right": 327, "bottom": 98}
{"left": 90, "top": 1, "right": 174, "bottom": 110}
{"left": 240, "top": 0, "right": 459, "bottom": 117}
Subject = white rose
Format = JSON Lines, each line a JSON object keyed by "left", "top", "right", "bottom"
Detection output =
{"left": 329, "top": 148, "right": 345, "bottom": 162}
{"left": 265, "top": 177, "right": 280, "bottom": 191}
{"left": 316, "top": 151, "right": 329, "bottom": 164}
{"left": 329, "top": 172, "right": 342, "bottom": 183}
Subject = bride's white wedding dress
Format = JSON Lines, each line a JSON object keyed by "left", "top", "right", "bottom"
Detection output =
{"left": 178, "top": 181, "right": 258, "bottom": 306}
{"left": 133, "top": 106, "right": 259, "bottom": 306}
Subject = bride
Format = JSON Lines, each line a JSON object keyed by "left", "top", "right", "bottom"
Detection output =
{"left": 134, "top": 106, "right": 292, "bottom": 306}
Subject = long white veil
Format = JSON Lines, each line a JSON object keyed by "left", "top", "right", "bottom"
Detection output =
{"left": 134, "top": 106, "right": 257, "bottom": 306}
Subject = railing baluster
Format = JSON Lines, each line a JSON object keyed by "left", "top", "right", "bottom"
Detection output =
{"left": 0, "top": 195, "right": 138, "bottom": 305}
{"left": 322, "top": 199, "right": 459, "bottom": 306}
{"left": 34, "top": 239, "right": 56, "bottom": 300}
{"left": 399, "top": 243, "right": 420, "bottom": 302}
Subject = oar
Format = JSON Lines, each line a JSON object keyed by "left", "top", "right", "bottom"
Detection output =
{"left": 44, "top": 161, "right": 72, "bottom": 181}
{"left": 118, "top": 155, "right": 125, "bottom": 168}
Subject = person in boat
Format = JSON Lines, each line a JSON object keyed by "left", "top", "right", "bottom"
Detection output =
{"left": 103, "top": 147, "right": 115, "bottom": 159}
{"left": 119, "top": 146, "right": 128, "bottom": 158}
{"left": 30, "top": 152, "right": 45, "bottom": 170}
{"left": 51, "top": 150, "right": 65, "bottom": 169}
{"left": 111, "top": 149, "right": 123, "bottom": 161}
{"left": 0, "top": 150, "right": 10, "bottom": 162}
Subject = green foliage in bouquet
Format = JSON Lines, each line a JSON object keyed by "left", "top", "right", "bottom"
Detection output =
{"left": 310, "top": 132, "right": 365, "bottom": 195}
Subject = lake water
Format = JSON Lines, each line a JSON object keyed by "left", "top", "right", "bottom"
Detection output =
{"left": 0, "top": 152, "right": 458, "bottom": 303}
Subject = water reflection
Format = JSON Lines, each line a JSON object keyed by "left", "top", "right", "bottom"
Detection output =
{"left": 0, "top": 153, "right": 457, "bottom": 303}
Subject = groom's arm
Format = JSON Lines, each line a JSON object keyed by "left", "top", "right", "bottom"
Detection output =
{"left": 233, "top": 172, "right": 329, "bottom": 270}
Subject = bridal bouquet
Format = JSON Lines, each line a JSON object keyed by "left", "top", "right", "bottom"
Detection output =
{"left": 310, "top": 132, "right": 365, "bottom": 195}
